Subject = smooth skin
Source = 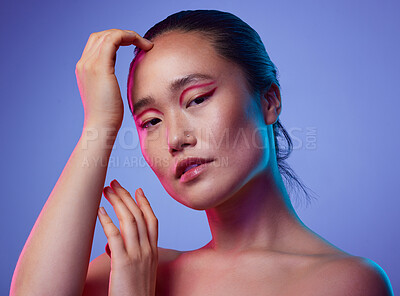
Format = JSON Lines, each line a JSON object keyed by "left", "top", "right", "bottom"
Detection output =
{"left": 10, "top": 29, "right": 159, "bottom": 296}
{"left": 10, "top": 28, "right": 393, "bottom": 296}
{"left": 98, "top": 180, "right": 158, "bottom": 296}
{"left": 127, "top": 31, "right": 393, "bottom": 296}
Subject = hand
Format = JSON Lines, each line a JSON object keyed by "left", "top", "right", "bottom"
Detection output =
{"left": 97, "top": 179, "right": 158, "bottom": 296}
{"left": 75, "top": 29, "right": 153, "bottom": 129}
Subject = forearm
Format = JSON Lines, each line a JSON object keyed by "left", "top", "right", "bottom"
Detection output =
{"left": 10, "top": 124, "right": 118, "bottom": 296}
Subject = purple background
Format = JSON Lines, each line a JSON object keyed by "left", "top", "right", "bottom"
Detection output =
{"left": 1, "top": 0, "right": 398, "bottom": 294}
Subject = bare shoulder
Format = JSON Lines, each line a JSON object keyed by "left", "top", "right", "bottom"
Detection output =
{"left": 82, "top": 247, "right": 184, "bottom": 296}
{"left": 301, "top": 254, "right": 393, "bottom": 296}
{"left": 82, "top": 252, "right": 111, "bottom": 296}
{"left": 157, "top": 246, "right": 185, "bottom": 263}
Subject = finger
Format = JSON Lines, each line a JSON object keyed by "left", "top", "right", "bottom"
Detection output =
{"left": 79, "top": 31, "right": 115, "bottom": 68}
{"left": 135, "top": 188, "right": 159, "bottom": 252}
{"left": 97, "top": 30, "right": 153, "bottom": 68}
{"left": 79, "top": 29, "right": 152, "bottom": 71}
{"left": 80, "top": 31, "right": 102, "bottom": 60}
{"left": 123, "top": 30, "right": 153, "bottom": 50}
{"left": 97, "top": 206, "right": 128, "bottom": 259}
{"left": 109, "top": 180, "right": 152, "bottom": 252}
{"left": 103, "top": 186, "right": 140, "bottom": 253}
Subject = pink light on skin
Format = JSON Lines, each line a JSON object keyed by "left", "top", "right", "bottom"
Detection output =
{"left": 134, "top": 81, "right": 217, "bottom": 123}
{"left": 135, "top": 108, "right": 163, "bottom": 121}
{"left": 128, "top": 50, "right": 147, "bottom": 112}
{"left": 179, "top": 81, "right": 216, "bottom": 106}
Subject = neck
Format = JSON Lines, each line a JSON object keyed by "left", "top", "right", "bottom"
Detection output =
{"left": 204, "top": 163, "right": 305, "bottom": 253}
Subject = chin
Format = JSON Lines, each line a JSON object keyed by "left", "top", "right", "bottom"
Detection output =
{"left": 164, "top": 186, "right": 217, "bottom": 211}
{"left": 172, "top": 194, "right": 222, "bottom": 211}
{"left": 163, "top": 178, "right": 237, "bottom": 211}
{"left": 156, "top": 156, "right": 263, "bottom": 210}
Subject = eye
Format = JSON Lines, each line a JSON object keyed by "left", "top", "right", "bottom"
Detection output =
{"left": 187, "top": 96, "right": 210, "bottom": 107}
{"left": 140, "top": 118, "right": 161, "bottom": 129}
{"left": 187, "top": 88, "right": 216, "bottom": 107}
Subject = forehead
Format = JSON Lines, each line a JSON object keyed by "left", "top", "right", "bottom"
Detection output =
{"left": 130, "top": 31, "right": 243, "bottom": 101}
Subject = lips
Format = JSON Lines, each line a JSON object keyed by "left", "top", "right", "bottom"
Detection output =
{"left": 175, "top": 157, "right": 214, "bottom": 179}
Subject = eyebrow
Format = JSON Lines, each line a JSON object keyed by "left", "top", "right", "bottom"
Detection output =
{"left": 132, "top": 73, "right": 215, "bottom": 116}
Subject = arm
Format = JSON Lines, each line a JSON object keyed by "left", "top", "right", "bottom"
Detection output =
{"left": 82, "top": 247, "right": 182, "bottom": 296}
{"left": 10, "top": 124, "right": 117, "bottom": 296}
{"left": 10, "top": 29, "right": 153, "bottom": 296}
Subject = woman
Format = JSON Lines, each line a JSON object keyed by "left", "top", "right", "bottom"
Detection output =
{"left": 11, "top": 10, "right": 393, "bottom": 296}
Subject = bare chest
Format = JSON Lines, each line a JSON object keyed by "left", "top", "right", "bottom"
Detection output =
{"left": 157, "top": 269, "right": 296, "bottom": 296}
{"left": 155, "top": 252, "right": 315, "bottom": 296}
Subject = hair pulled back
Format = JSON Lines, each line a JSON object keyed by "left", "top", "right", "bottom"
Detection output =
{"left": 127, "top": 9, "right": 317, "bottom": 207}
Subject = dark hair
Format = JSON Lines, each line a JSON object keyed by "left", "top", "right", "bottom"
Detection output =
{"left": 127, "top": 9, "right": 317, "bottom": 207}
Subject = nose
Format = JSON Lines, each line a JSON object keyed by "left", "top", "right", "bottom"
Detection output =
{"left": 167, "top": 116, "right": 197, "bottom": 154}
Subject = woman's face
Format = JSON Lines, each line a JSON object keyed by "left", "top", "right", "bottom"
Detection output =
{"left": 130, "top": 31, "right": 271, "bottom": 210}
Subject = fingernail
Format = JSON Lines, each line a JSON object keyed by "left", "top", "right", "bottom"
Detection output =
{"left": 139, "top": 188, "right": 145, "bottom": 196}
{"left": 144, "top": 39, "right": 153, "bottom": 46}
{"left": 104, "top": 187, "right": 112, "bottom": 194}
{"left": 112, "top": 179, "right": 121, "bottom": 188}
{"left": 105, "top": 242, "right": 111, "bottom": 258}
{"left": 99, "top": 207, "right": 106, "bottom": 215}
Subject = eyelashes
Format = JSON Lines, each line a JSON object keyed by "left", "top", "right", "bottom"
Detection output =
{"left": 140, "top": 118, "right": 161, "bottom": 129}
{"left": 187, "top": 94, "right": 211, "bottom": 107}
{"left": 139, "top": 87, "right": 216, "bottom": 130}
{"left": 187, "top": 87, "right": 216, "bottom": 107}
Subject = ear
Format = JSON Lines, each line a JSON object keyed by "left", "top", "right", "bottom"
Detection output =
{"left": 261, "top": 83, "right": 282, "bottom": 125}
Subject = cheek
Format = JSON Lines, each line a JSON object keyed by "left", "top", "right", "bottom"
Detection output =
{"left": 142, "top": 147, "right": 171, "bottom": 182}
{"left": 206, "top": 96, "right": 267, "bottom": 173}
{"left": 139, "top": 132, "right": 168, "bottom": 175}
{"left": 206, "top": 98, "right": 256, "bottom": 150}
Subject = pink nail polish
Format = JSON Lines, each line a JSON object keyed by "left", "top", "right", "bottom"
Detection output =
{"left": 112, "top": 179, "right": 121, "bottom": 188}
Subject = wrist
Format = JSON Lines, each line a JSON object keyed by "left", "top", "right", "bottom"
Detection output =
{"left": 83, "top": 116, "right": 122, "bottom": 130}
{"left": 81, "top": 123, "right": 120, "bottom": 151}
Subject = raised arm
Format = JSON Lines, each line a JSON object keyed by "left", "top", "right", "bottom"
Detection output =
{"left": 10, "top": 29, "right": 153, "bottom": 296}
